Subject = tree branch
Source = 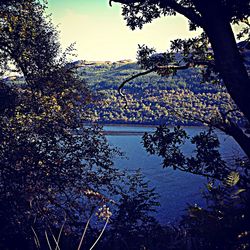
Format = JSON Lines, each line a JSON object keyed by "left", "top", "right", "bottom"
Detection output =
{"left": 118, "top": 63, "right": 190, "bottom": 89}
{"left": 159, "top": 0, "right": 204, "bottom": 27}
{"left": 170, "top": 106, "right": 250, "bottom": 159}
{"left": 118, "top": 67, "right": 156, "bottom": 108}
{"left": 176, "top": 165, "right": 224, "bottom": 181}
{"left": 109, "top": 0, "right": 140, "bottom": 6}
{"left": 109, "top": 0, "right": 204, "bottom": 27}
{"left": 117, "top": 61, "right": 215, "bottom": 107}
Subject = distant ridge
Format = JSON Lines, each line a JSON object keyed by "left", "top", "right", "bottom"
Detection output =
{"left": 69, "top": 59, "right": 134, "bottom": 68}
{"left": 69, "top": 42, "right": 250, "bottom": 69}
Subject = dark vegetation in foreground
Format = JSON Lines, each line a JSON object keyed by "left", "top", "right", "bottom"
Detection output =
{"left": 0, "top": 0, "right": 250, "bottom": 249}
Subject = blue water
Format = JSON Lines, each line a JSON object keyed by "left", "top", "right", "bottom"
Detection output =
{"left": 104, "top": 125, "right": 244, "bottom": 224}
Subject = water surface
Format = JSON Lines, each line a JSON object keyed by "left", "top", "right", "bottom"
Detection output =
{"left": 104, "top": 125, "right": 244, "bottom": 224}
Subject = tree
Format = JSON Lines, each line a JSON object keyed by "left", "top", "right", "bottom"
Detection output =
{"left": 0, "top": 1, "right": 165, "bottom": 249}
{"left": 106, "top": 4, "right": 250, "bottom": 247}
{"left": 0, "top": 1, "right": 111, "bottom": 246}
{"left": 109, "top": 0, "right": 250, "bottom": 158}
{"left": 0, "top": 0, "right": 69, "bottom": 89}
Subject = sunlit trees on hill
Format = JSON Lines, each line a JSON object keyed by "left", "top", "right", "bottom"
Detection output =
{"left": 77, "top": 62, "right": 245, "bottom": 127}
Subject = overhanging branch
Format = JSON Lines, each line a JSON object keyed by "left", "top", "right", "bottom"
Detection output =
{"left": 109, "top": 0, "right": 140, "bottom": 6}
{"left": 159, "top": 0, "right": 203, "bottom": 27}
{"left": 109, "top": 0, "right": 204, "bottom": 27}
{"left": 118, "top": 67, "right": 156, "bottom": 108}
{"left": 118, "top": 61, "right": 216, "bottom": 107}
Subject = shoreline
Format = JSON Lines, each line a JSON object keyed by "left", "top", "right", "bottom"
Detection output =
{"left": 99, "top": 123, "right": 207, "bottom": 129}
{"left": 102, "top": 131, "right": 148, "bottom": 136}
{"left": 99, "top": 123, "right": 209, "bottom": 136}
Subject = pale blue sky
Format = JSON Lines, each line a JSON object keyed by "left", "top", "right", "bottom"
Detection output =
{"left": 48, "top": 0, "right": 201, "bottom": 61}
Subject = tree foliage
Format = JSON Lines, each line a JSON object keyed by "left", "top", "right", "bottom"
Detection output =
{"left": 110, "top": 0, "right": 250, "bottom": 159}
{"left": 0, "top": 0, "right": 61, "bottom": 84}
{"left": 0, "top": 1, "right": 163, "bottom": 249}
{"left": 143, "top": 125, "right": 230, "bottom": 180}
{"left": 180, "top": 175, "right": 250, "bottom": 250}
{"left": 107, "top": 2, "right": 250, "bottom": 248}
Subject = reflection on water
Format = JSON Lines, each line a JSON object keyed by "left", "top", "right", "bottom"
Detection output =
{"left": 104, "top": 125, "right": 244, "bottom": 224}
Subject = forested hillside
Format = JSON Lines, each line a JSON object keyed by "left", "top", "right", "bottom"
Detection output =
{"left": 74, "top": 60, "right": 244, "bottom": 126}
{"left": 4, "top": 58, "right": 246, "bottom": 126}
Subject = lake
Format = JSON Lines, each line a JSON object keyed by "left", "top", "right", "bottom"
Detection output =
{"left": 104, "top": 125, "right": 245, "bottom": 224}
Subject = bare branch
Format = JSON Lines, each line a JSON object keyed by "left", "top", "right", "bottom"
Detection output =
{"left": 117, "top": 62, "right": 191, "bottom": 105}
{"left": 117, "top": 61, "right": 215, "bottom": 107}
{"left": 169, "top": 106, "right": 250, "bottom": 158}
{"left": 168, "top": 106, "right": 226, "bottom": 132}
{"left": 118, "top": 67, "right": 156, "bottom": 108}
{"left": 118, "top": 67, "right": 156, "bottom": 90}
{"left": 118, "top": 63, "right": 189, "bottom": 92}
{"left": 176, "top": 165, "right": 224, "bottom": 181}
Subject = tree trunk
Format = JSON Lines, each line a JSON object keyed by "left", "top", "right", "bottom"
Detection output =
{"left": 190, "top": 1, "right": 250, "bottom": 159}
{"left": 200, "top": 3, "right": 250, "bottom": 123}
{"left": 224, "top": 122, "right": 250, "bottom": 159}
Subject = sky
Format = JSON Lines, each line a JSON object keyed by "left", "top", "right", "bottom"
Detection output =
{"left": 48, "top": 0, "right": 202, "bottom": 61}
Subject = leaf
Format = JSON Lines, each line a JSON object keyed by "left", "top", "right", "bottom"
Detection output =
{"left": 225, "top": 171, "right": 240, "bottom": 187}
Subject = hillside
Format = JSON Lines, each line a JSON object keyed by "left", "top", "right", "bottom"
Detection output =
{"left": 75, "top": 60, "right": 243, "bottom": 126}
{"left": 3, "top": 58, "right": 246, "bottom": 126}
